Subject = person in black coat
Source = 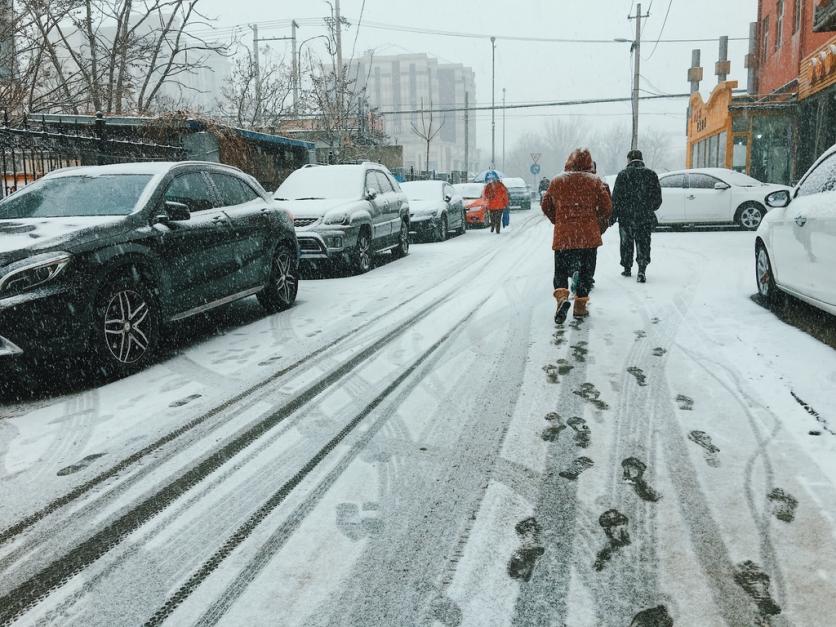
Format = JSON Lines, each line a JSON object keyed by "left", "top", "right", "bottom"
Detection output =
{"left": 611, "top": 150, "right": 662, "bottom": 283}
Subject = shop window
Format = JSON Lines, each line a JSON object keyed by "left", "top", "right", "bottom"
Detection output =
{"left": 733, "top": 136, "right": 749, "bottom": 173}
{"left": 708, "top": 134, "right": 719, "bottom": 167}
{"left": 776, "top": 1, "right": 784, "bottom": 50}
{"left": 732, "top": 112, "right": 750, "bottom": 133}
{"left": 751, "top": 114, "right": 791, "bottom": 184}
{"left": 718, "top": 132, "right": 727, "bottom": 167}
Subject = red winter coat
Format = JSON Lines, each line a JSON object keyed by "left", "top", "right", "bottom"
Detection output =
{"left": 483, "top": 180, "right": 509, "bottom": 212}
{"left": 541, "top": 149, "right": 613, "bottom": 251}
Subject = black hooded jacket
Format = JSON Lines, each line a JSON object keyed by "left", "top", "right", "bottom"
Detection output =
{"left": 612, "top": 160, "right": 663, "bottom": 226}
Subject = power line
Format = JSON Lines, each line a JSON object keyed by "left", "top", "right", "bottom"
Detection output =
{"left": 647, "top": 0, "right": 674, "bottom": 59}
{"left": 377, "top": 93, "right": 692, "bottom": 116}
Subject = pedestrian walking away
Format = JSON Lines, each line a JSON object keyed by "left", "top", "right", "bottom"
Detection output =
{"left": 541, "top": 148, "right": 612, "bottom": 323}
{"left": 611, "top": 149, "right": 662, "bottom": 283}
{"left": 483, "top": 171, "right": 510, "bottom": 234}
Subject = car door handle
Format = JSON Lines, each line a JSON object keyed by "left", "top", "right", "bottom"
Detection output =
{"left": 794, "top": 215, "right": 807, "bottom": 227}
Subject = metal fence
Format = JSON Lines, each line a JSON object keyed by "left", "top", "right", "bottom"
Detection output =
{"left": 0, "top": 112, "right": 186, "bottom": 198}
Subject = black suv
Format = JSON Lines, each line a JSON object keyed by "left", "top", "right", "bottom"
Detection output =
{"left": 0, "top": 162, "right": 298, "bottom": 377}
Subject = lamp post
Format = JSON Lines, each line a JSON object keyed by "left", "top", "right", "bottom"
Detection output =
{"left": 490, "top": 36, "right": 496, "bottom": 169}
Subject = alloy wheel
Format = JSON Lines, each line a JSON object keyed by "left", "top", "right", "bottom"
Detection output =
{"left": 274, "top": 251, "right": 298, "bottom": 305}
{"left": 740, "top": 206, "right": 763, "bottom": 230}
{"left": 103, "top": 289, "right": 151, "bottom": 364}
{"left": 399, "top": 222, "right": 410, "bottom": 254}
{"left": 756, "top": 247, "right": 772, "bottom": 298}
{"left": 357, "top": 233, "right": 371, "bottom": 272}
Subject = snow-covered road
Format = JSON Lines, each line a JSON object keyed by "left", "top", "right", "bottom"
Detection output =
{"left": 1, "top": 213, "right": 835, "bottom": 626}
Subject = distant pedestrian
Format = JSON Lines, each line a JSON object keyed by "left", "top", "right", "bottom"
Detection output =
{"left": 541, "top": 148, "right": 613, "bottom": 323}
{"left": 538, "top": 177, "right": 550, "bottom": 194}
{"left": 483, "top": 171, "right": 509, "bottom": 234}
{"left": 611, "top": 150, "right": 662, "bottom": 283}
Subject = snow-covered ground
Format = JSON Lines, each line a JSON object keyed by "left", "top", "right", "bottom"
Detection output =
{"left": 1, "top": 213, "right": 835, "bottom": 626}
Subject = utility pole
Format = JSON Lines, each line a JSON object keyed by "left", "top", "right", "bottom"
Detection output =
{"left": 250, "top": 24, "right": 261, "bottom": 127}
{"left": 502, "top": 87, "right": 506, "bottom": 170}
{"left": 464, "top": 89, "right": 469, "bottom": 177}
{"left": 627, "top": 3, "right": 649, "bottom": 151}
{"left": 334, "top": 0, "right": 343, "bottom": 152}
{"left": 490, "top": 36, "right": 496, "bottom": 169}
{"left": 292, "top": 20, "right": 299, "bottom": 114}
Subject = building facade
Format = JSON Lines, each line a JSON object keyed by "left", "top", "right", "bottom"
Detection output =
{"left": 351, "top": 52, "right": 477, "bottom": 175}
{"left": 686, "top": 0, "right": 836, "bottom": 184}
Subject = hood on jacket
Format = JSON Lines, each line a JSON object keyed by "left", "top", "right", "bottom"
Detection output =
{"left": 564, "top": 149, "right": 594, "bottom": 173}
{"left": 627, "top": 159, "right": 646, "bottom": 169}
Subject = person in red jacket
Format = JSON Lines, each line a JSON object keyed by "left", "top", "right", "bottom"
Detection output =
{"left": 541, "top": 148, "right": 613, "bottom": 323}
{"left": 483, "top": 171, "right": 509, "bottom": 234}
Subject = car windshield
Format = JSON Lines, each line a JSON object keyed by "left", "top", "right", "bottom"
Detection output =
{"left": 0, "top": 175, "right": 153, "bottom": 219}
{"left": 401, "top": 181, "right": 441, "bottom": 200}
{"left": 275, "top": 167, "right": 363, "bottom": 200}
{"left": 454, "top": 183, "right": 485, "bottom": 199}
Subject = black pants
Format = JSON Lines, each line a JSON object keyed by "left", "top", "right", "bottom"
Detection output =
{"left": 489, "top": 210, "right": 503, "bottom": 233}
{"left": 554, "top": 248, "right": 597, "bottom": 298}
{"left": 619, "top": 223, "right": 652, "bottom": 269}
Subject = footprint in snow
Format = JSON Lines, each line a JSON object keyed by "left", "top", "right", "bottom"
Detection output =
{"left": 622, "top": 457, "right": 662, "bottom": 502}
{"left": 559, "top": 456, "right": 594, "bottom": 480}
{"left": 652, "top": 347, "right": 667, "bottom": 357}
{"left": 258, "top": 355, "right": 282, "bottom": 366}
{"left": 634, "top": 330, "right": 647, "bottom": 340}
{"left": 542, "top": 360, "right": 573, "bottom": 384}
{"left": 57, "top": 453, "right": 106, "bottom": 477}
{"left": 569, "top": 317, "right": 585, "bottom": 329}
{"left": 630, "top": 605, "right": 673, "bottom": 626}
{"left": 593, "top": 509, "right": 630, "bottom": 571}
{"left": 336, "top": 502, "right": 384, "bottom": 541}
{"left": 688, "top": 431, "right": 721, "bottom": 467}
{"left": 430, "top": 596, "right": 463, "bottom": 627}
{"left": 541, "top": 412, "right": 567, "bottom": 442}
{"left": 552, "top": 328, "right": 567, "bottom": 347}
{"left": 568, "top": 416, "right": 591, "bottom": 448}
{"left": 571, "top": 342, "right": 589, "bottom": 362}
{"left": 507, "top": 517, "right": 545, "bottom": 582}
{"left": 573, "top": 383, "right": 610, "bottom": 411}
{"left": 676, "top": 394, "right": 695, "bottom": 410}
{"left": 627, "top": 367, "right": 648, "bottom": 387}
{"left": 650, "top": 317, "right": 662, "bottom": 325}
{"left": 767, "top": 488, "right": 798, "bottom": 523}
{"left": 169, "top": 394, "right": 202, "bottom": 408}
{"left": 733, "top": 560, "right": 782, "bottom": 620}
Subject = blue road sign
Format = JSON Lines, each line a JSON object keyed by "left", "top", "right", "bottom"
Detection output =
{"left": 530, "top": 163, "right": 541, "bottom": 175}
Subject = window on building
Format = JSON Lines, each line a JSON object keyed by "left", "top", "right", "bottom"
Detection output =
{"left": 761, "top": 17, "right": 770, "bottom": 60}
{"left": 733, "top": 136, "right": 749, "bottom": 173}
{"left": 776, "top": 1, "right": 784, "bottom": 49}
{"left": 794, "top": 0, "right": 802, "bottom": 33}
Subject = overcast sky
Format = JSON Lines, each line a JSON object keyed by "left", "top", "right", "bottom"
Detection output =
{"left": 199, "top": 0, "right": 756, "bottom": 161}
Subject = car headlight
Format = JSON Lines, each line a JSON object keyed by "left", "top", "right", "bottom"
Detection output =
{"left": 323, "top": 212, "right": 351, "bottom": 226}
{"left": 0, "top": 252, "right": 72, "bottom": 296}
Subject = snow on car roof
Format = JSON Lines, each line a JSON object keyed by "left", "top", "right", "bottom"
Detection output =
{"left": 43, "top": 161, "right": 245, "bottom": 179}
{"left": 502, "top": 177, "right": 527, "bottom": 187}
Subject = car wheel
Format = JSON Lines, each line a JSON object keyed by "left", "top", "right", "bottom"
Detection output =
{"left": 258, "top": 245, "right": 299, "bottom": 313}
{"left": 352, "top": 228, "right": 373, "bottom": 274}
{"left": 737, "top": 203, "right": 765, "bottom": 231}
{"left": 434, "top": 215, "right": 448, "bottom": 242}
{"left": 756, "top": 243, "right": 779, "bottom": 305}
{"left": 459, "top": 211, "right": 467, "bottom": 235}
{"left": 93, "top": 275, "right": 159, "bottom": 377}
{"left": 392, "top": 220, "right": 410, "bottom": 258}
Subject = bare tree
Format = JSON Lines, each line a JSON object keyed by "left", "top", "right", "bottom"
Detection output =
{"left": 217, "top": 46, "right": 293, "bottom": 129}
{"left": 410, "top": 97, "right": 445, "bottom": 173}
{"left": 15, "top": 0, "right": 228, "bottom": 115}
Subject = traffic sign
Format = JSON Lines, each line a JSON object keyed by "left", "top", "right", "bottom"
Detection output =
{"left": 530, "top": 163, "right": 541, "bottom": 175}
{"left": 530, "top": 153, "right": 542, "bottom": 164}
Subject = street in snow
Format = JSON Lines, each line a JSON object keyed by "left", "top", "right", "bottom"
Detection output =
{"left": 1, "top": 214, "right": 835, "bottom": 626}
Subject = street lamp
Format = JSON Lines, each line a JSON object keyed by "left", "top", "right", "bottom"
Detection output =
{"left": 490, "top": 36, "right": 496, "bottom": 169}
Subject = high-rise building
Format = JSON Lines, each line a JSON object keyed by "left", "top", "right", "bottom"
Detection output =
{"left": 351, "top": 52, "right": 477, "bottom": 174}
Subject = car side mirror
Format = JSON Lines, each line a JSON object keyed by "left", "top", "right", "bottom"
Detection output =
{"left": 714, "top": 182, "right": 730, "bottom": 190}
{"left": 162, "top": 200, "right": 191, "bottom": 222}
{"left": 765, "top": 189, "right": 791, "bottom": 209}
{"left": 366, "top": 189, "right": 378, "bottom": 201}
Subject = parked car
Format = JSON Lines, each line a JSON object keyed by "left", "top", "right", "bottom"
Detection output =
{"left": 454, "top": 183, "right": 489, "bottom": 228}
{"left": 274, "top": 163, "right": 409, "bottom": 273}
{"left": 755, "top": 144, "right": 836, "bottom": 315}
{"left": 502, "top": 177, "right": 532, "bottom": 211}
{"left": 653, "top": 168, "right": 791, "bottom": 230}
{"left": 0, "top": 162, "right": 298, "bottom": 377}
{"left": 401, "top": 180, "right": 466, "bottom": 241}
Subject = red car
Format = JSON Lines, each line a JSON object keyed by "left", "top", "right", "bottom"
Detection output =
{"left": 454, "top": 183, "right": 489, "bottom": 228}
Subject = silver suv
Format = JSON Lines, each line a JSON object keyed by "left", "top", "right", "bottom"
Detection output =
{"left": 274, "top": 163, "right": 410, "bottom": 274}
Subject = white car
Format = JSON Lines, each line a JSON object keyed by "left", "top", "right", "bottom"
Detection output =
{"left": 755, "top": 144, "right": 836, "bottom": 316}
{"left": 655, "top": 168, "right": 791, "bottom": 230}
{"left": 401, "top": 180, "right": 466, "bottom": 242}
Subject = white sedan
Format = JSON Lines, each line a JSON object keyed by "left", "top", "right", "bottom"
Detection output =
{"left": 656, "top": 168, "right": 791, "bottom": 230}
{"left": 755, "top": 143, "right": 836, "bottom": 316}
